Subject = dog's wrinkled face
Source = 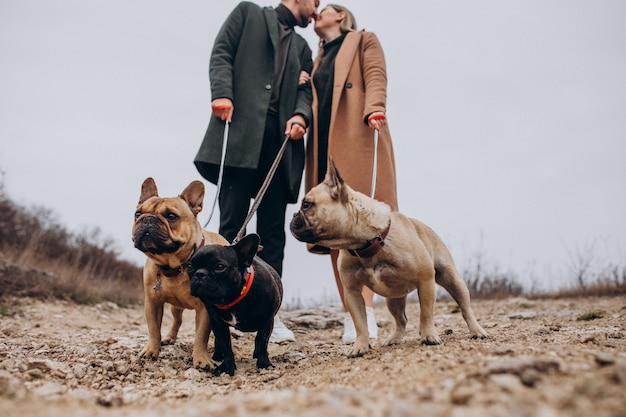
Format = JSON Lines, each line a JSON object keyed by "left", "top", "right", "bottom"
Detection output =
{"left": 132, "top": 177, "right": 204, "bottom": 257}
{"left": 290, "top": 159, "right": 356, "bottom": 248}
{"left": 188, "top": 234, "right": 259, "bottom": 306}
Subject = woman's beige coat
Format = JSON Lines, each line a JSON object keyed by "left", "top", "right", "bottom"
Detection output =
{"left": 305, "top": 30, "right": 398, "bottom": 211}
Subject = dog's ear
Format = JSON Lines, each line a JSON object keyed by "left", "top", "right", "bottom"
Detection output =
{"left": 325, "top": 156, "right": 347, "bottom": 202}
{"left": 179, "top": 181, "right": 205, "bottom": 216}
{"left": 233, "top": 234, "right": 261, "bottom": 267}
{"left": 139, "top": 177, "right": 158, "bottom": 204}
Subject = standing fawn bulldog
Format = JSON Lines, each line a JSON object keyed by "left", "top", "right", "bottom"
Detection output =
{"left": 290, "top": 159, "right": 488, "bottom": 357}
{"left": 132, "top": 177, "right": 228, "bottom": 368}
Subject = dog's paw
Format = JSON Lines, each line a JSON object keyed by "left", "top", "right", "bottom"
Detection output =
{"left": 470, "top": 330, "right": 489, "bottom": 339}
{"left": 139, "top": 342, "right": 161, "bottom": 360}
{"left": 347, "top": 341, "right": 371, "bottom": 358}
{"left": 193, "top": 354, "right": 218, "bottom": 371}
{"left": 382, "top": 335, "right": 402, "bottom": 347}
{"left": 213, "top": 362, "right": 236, "bottom": 377}
{"left": 161, "top": 337, "right": 176, "bottom": 346}
{"left": 421, "top": 334, "right": 443, "bottom": 345}
{"left": 256, "top": 355, "right": 273, "bottom": 369}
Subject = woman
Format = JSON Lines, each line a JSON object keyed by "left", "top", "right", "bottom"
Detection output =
{"left": 305, "top": 4, "right": 399, "bottom": 342}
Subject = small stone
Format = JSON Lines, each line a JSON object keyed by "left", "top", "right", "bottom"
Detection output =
{"left": 184, "top": 367, "right": 202, "bottom": 381}
{"left": 0, "top": 370, "right": 26, "bottom": 399}
{"left": 27, "top": 359, "right": 51, "bottom": 372}
{"left": 73, "top": 364, "right": 87, "bottom": 379}
{"left": 519, "top": 368, "right": 542, "bottom": 387}
{"left": 614, "top": 360, "right": 626, "bottom": 384}
{"left": 114, "top": 361, "right": 130, "bottom": 376}
{"left": 0, "top": 359, "right": 16, "bottom": 371}
{"left": 32, "top": 381, "right": 66, "bottom": 397}
{"left": 594, "top": 352, "right": 615, "bottom": 366}
{"left": 508, "top": 311, "right": 537, "bottom": 320}
{"left": 490, "top": 373, "right": 525, "bottom": 393}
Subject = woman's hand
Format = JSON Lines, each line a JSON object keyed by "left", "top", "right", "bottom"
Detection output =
{"left": 367, "top": 112, "right": 387, "bottom": 130}
{"left": 298, "top": 71, "right": 311, "bottom": 86}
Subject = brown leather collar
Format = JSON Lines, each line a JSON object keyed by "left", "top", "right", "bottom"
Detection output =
{"left": 348, "top": 220, "right": 391, "bottom": 259}
{"left": 157, "top": 237, "right": 206, "bottom": 278}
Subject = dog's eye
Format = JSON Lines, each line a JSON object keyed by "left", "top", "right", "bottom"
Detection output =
{"left": 135, "top": 211, "right": 141, "bottom": 219}
{"left": 301, "top": 201, "right": 313, "bottom": 211}
{"left": 166, "top": 212, "right": 178, "bottom": 222}
{"left": 215, "top": 263, "right": 226, "bottom": 272}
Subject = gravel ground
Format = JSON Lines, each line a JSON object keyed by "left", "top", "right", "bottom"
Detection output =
{"left": 1, "top": 295, "right": 625, "bottom": 416}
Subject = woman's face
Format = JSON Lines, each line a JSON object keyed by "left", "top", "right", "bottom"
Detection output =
{"left": 314, "top": 6, "right": 343, "bottom": 35}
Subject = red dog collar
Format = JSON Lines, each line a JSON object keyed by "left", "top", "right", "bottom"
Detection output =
{"left": 215, "top": 265, "right": 255, "bottom": 310}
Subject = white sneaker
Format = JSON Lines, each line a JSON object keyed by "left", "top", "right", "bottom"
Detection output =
{"left": 342, "top": 307, "right": 378, "bottom": 343}
{"left": 270, "top": 314, "right": 295, "bottom": 343}
{"left": 366, "top": 306, "right": 378, "bottom": 340}
{"left": 229, "top": 327, "right": 244, "bottom": 338}
{"left": 342, "top": 312, "right": 356, "bottom": 343}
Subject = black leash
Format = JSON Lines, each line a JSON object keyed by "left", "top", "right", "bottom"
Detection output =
{"left": 232, "top": 133, "right": 291, "bottom": 244}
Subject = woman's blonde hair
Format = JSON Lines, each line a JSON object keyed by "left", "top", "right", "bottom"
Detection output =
{"left": 327, "top": 4, "right": 357, "bottom": 33}
{"left": 316, "top": 4, "right": 358, "bottom": 52}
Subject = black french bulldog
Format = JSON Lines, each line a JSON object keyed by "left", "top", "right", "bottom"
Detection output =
{"left": 188, "top": 233, "right": 283, "bottom": 376}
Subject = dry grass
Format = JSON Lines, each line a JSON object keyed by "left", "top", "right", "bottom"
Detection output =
{"left": 0, "top": 194, "right": 143, "bottom": 306}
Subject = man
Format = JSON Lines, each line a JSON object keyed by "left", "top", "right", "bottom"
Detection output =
{"left": 194, "top": 0, "right": 319, "bottom": 342}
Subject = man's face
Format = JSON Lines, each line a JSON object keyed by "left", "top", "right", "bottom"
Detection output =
{"left": 295, "top": 0, "right": 319, "bottom": 28}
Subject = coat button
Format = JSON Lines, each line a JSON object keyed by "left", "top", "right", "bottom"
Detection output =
{"left": 345, "top": 82, "right": 352, "bottom": 88}
{"left": 265, "top": 84, "right": 272, "bottom": 90}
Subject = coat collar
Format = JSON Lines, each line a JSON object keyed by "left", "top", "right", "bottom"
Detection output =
{"left": 264, "top": 7, "right": 279, "bottom": 51}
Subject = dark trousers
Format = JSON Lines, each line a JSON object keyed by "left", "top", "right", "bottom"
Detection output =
{"left": 218, "top": 115, "right": 288, "bottom": 276}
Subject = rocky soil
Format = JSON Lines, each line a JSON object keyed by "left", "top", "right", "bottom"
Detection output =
{"left": 1, "top": 295, "right": 625, "bottom": 416}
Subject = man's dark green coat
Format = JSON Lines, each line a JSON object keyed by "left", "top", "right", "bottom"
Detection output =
{"left": 194, "top": 2, "right": 313, "bottom": 203}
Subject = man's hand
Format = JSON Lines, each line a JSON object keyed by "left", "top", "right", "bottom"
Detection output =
{"left": 285, "top": 115, "right": 307, "bottom": 140}
{"left": 211, "top": 98, "right": 234, "bottom": 122}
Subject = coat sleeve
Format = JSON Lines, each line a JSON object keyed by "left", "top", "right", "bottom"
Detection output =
{"left": 209, "top": 3, "right": 250, "bottom": 101}
{"left": 292, "top": 42, "right": 314, "bottom": 126}
{"left": 360, "top": 32, "right": 388, "bottom": 124}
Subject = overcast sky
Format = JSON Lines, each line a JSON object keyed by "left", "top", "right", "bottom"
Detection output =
{"left": 1, "top": 1, "right": 625, "bottom": 306}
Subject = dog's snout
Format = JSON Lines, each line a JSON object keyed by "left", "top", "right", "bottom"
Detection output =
{"left": 191, "top": 269, "right": 208, "bottom": 282}
{"left": 189, "top": 270, "right": 206, "bottom": 297}
{"left": 140, "top": 214, "right": 158, "bottom": 226}
{"left": 290, "top": 213, "right": 304, "bottom": 230}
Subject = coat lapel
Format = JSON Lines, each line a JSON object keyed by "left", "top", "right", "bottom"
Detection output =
{"left": 331, "top": 31, "right": 361, "bottom": 112}
{"left": 264, "top": 7, "right": 278, "bottom": 52}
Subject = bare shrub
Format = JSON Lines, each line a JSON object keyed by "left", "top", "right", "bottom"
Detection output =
{"left": 0, "top": 194, "right": 142, "bottom": 306}
{"left": 460, "top": 243, "right": 523, "bottom": 299}
{"left": 547, "top": 241, "right": 626, "bottom": 298}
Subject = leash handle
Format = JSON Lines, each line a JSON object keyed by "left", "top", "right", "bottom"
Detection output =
{"left": 370, "top": 128, "right": 379, "bottom": 198}
{"left": 204, "top": 120, "right": 229, "bottom": 228}
{"left": 367, "top": 114, "right": 385, "bottom": 199}
{"left": 232, "top": 133, "right": 291, "bottom": 244}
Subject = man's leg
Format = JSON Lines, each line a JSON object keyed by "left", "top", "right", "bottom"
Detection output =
{"left": 218, "top": 167, "right": 253, "bottom": 244}
{"left": 254, "top": 114, "right": 294, "bottom": 343}
{"left": 256, "top": 179, "right": 288, "bottom": 277}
